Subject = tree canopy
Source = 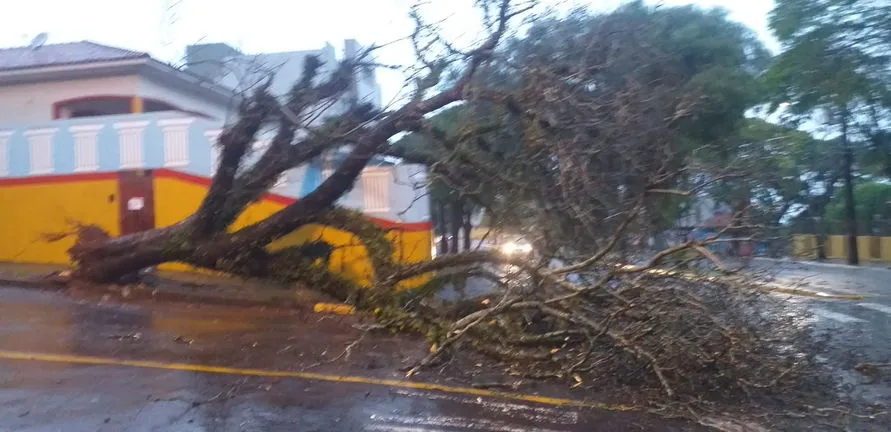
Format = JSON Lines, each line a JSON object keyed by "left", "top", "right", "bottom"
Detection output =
{"left": 765, "top": 0, "right": 891, "bottom": 263}
{"left": 396, "top": 1, "right": 773, "bottom": 246}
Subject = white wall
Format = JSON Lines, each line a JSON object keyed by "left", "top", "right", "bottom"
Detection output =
{"left": 137, "top": 77, "right": 235, "bottom": 123}
{"left": 389, "top": 164, "right": 430, "bottom": 223}
{"left": 0, "top": 75, "right": 140, "bottom": 125}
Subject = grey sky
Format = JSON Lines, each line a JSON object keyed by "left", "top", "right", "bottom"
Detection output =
{"left": 1, "top": 0, "right": 777, "bottom": 102}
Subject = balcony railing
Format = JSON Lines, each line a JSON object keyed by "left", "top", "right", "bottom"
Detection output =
{"left": 0, "top": 112, "right": 221, "bottom": 178}
{"left": 0, "top": 112, "right": 430, "bottom": 222}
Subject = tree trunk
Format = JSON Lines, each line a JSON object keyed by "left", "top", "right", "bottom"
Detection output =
{"left": 816, "top": 234, "right": 827, "bottom": 260}
{"left": 841, "top": 114, "right": 859, "bottom": 265}
{"left": 450, "top": 201, "right": 461, "bottom": 254}
{"left": 437, "top": 201, "right": 449, "bottom": 254}
{"left": 462, "top": 209, "right": 472, "bottom": 251}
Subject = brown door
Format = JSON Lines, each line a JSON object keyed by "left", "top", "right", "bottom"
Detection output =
{"left": 118, "top": 170, "right": 155, "bottom": 235}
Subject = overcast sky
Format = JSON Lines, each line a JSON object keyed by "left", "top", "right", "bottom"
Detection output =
{"left": 1, "top": 0, "right": 777, "bottom": 103}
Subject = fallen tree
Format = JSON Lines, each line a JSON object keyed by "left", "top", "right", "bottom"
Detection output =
{"left": 64, "top": 0, "right": 868, "bottom": 428}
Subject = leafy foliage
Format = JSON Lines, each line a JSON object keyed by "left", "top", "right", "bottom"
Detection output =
{"left": 825, "top": 181, "right": 891, "bottom": 222}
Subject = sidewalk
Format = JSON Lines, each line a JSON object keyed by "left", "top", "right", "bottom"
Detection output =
{"left": 0, "top": 261, "right": 334, "bottom": 310}
{"left": 755, "top": 257, "right": 891, "bottom": 271}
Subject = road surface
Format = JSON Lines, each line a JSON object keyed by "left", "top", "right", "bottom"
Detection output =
{"left": 0, "top": 286, "right": 699, "bottom": 432}
{"left": 0, "top": 259, "right": 887, "bottom": 431}
{"left": 753, "top": 259, "right": 891, "bottom": 407}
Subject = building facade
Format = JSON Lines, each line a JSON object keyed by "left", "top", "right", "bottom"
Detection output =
{"left": 0, "top": 40, "right": 431, "bottom": 286}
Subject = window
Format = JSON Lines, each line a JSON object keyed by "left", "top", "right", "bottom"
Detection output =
{"left": 69, "top": 124, "right": 103, "bottom": 172}
{"left": 24, "top": 128, "right": 56, "bottom": 175}
{"left": 361, "top": 167, "right": 390, "bottom": 213}
{"left": 158, "top": 118, "right": 194, "bottom": 167}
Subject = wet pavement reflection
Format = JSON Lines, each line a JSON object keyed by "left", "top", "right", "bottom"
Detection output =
{"left": 0, "top": 286, "right": 701, "bottom": 431}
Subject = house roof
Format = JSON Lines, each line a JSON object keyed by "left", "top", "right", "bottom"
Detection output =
{"left": 0, "top": 41, "right": 149, "bottom": 72}
{"left": 0, "top": 40, "right": 236, "bottom": 110}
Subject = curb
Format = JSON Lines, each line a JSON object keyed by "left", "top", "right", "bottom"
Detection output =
{"left": 759, "top": 283, "right": 865, "bottom": 301}
{"left": 754, "top": 257, "right": 891, "bottom": 271}
{"left": 313, "top": 302, "right": 357, "bottom": 315}
{"left": 1, "top": 274, "right": 360, "bottom": 315}
{"left": 633, "top": 267, "right": 865, "bottom": 301}
{"left": 0, "top": 276, "right": 66, "bottom": 290}
{"left": 0, "top": 275, "right": 317, "bottom": 311}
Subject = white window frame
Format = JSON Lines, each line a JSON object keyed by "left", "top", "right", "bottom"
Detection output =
{"left": 361, "top": 166, "right": 391, "bottom": 213}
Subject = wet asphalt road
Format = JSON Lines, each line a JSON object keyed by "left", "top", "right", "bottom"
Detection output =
{"left": 0, "top": 260, "right": 888, "bottom": 431}
{"left": 0, "top": 286, "right": 699, "bottom": 432}
{"left": 753, "top": 259, "right": 891, "bottom": 406}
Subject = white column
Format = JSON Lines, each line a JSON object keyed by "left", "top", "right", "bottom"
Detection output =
{"left": 204, "top": 128, "right": 223, "bottom": 173}
{"left": 114, "top": 120, "right": 149, "bottom": 169}
{"left": 0, "top": 130, "right": 12, "bottom": 176}
{"left": 69, "top": 124, "right": 103, "bottom": 172}
{"left": 158, "top": 118, "right": 194, "bottom": 167}
{"left": 24, "top": 128, "right": 57, "bottom": 175}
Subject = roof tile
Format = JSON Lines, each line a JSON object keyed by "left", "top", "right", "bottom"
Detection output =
{"left": 0, "top": 41, "right": 148, "bottom": 71}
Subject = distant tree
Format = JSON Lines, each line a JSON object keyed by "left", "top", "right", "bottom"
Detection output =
{"left": 766, "top": 0, "right": 891, "bottom": 264}
{"left": 825, "top": 181, "right": 891, "bottom": 228}
{"left": 713, "top": 119, "right": 838, "bottom": 227}
{"left": 397, "top": 1, "right": 772, "bottom": 250}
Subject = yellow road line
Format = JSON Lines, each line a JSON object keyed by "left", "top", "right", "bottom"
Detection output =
{"left": 0, "top": 349, "right": 633, "bottom": 411}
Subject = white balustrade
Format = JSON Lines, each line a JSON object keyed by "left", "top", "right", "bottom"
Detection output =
{"left": 24, "top": 128, "right": 57, "bottom": 175}
{"left": 204, "top": 128, "right": 223, "bottom": 173}
{"left": 361, "top": 167, "right": 390, "bottom": 213}
{"left": 114, "top": 121, "right": 149, "bottom": 169}
{"left": 158, "top": 118, "right": 194, "bottom": 167}
{"left": 0, "top": 130, "right": 12, "bottom": 176}
{"left": 69, "top": 124, "right": 103, "bottom": 172}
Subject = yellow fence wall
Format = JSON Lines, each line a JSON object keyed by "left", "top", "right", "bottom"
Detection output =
{"left": 792, "top": 234, "right": 891, "bottom": 263}
{"left": 0, "top": 173, "right": 120, "bottom": 264}
{"left": 0, "top": 170, "right": 433, "bottom": 288}
{"left": 153, "top": 170, "right": 433, "bottom": 288}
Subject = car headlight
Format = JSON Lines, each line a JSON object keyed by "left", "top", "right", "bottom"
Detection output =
{"left": 501, "top": 241, "right": 532, "bottom": 255}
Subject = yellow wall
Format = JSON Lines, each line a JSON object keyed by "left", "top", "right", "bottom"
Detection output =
{"left": 792, "top": 235, "right": 817, "bottom": 259}
{"left": 793, "top": 234, "right": 891, "bottom": 264}
{"left": 0, "top": 171, "right": 433, "bottom": 287}
{"left": 153, "top": 175, "right": 205, "bottom": 229}
{"left": 153, "top": 172, "right": 432, "bottom": 288}
{"left": 0, "top": 176, "right": 119, "bottom": 264}
{"left": 827, "top": 235, "right": 846, "bottom": 260}
{"left": 882, "top": 237, "right": 891, "bottom": 262}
